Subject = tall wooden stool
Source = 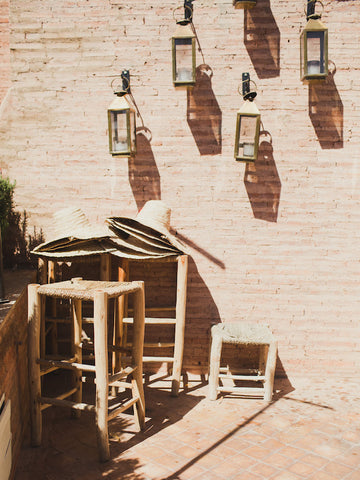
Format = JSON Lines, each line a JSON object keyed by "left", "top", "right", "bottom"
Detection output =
{"left": 208, "top": 322, "right": 277, "bottom": 402}
{"left": 28, "top": 279, "right": 145, "bottom": 462}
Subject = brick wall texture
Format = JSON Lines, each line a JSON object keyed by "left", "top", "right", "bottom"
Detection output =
{"left": 1, "top": 0, "right": 360, "bottom": 379}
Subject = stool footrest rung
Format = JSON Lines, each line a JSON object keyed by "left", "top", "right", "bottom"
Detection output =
{"left": 37, "top": 357, "right": 96, "bottom": 372}
{"left": 219, "top": 374, "right": 265, "bottom": 381}
{"left": 217, "top": 386, "right": 265, "bottom": 396}
{"left": 40, "top": 389, "right": 94, "bottom": 412}
{"left": 108, "top": 366, "right": 136, "bottom": 385}
{"left": 108, "top": 396, "right": 140, "bottom": 421}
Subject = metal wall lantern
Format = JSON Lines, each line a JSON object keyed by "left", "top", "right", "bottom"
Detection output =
{"left": 233, "top": 0, "right": 257, "bottom": 9}
{"left": 300, "top": 0, "right": 328, "bottom": 81}
{"left": 234, "top": 73, "right": 261, "bottom": 163}
{"left": 108, "top": 70, "right": 136, "bottom": 156}
{"left": 172, "top": 1, "right": 196, "bottom": 86}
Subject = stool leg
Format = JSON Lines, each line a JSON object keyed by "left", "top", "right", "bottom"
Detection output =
{"left": 94, "top": 291, "right": 110, "bottom": 462}
{"left": 208, "top": 333, "right": 222, "bottom": 401}
{"left": 132, "top": 284, "right": 146, "bottom": 429}
{"left": 72, "top": 299, "right": 82, "bottom": 418}
{"left": 171, "top": 255, "right": 188, "bottom": 397}
{"left": 264, "top": 341, "right": 277, "bottom": 402}
{"left": 28, "top": 284, "right": 42, "bottom": 446}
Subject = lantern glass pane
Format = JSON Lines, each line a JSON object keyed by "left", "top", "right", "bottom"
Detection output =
{"left": 174, "top": 38, "right": 193, "bottom": 82}
{"left": 236, "top": 115, "right": 258, "bottom": 158}
{"left": 110, "top": 110, "right": 128, "bottom": 153}
{"left": 129, "top": 110, "right": 136, "bottom": 152}
{"left": 306, "top": 31, "right": 325, "bottom": 75}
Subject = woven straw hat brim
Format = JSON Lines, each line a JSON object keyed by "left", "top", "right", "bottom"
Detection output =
{"left": 32, "top": 239, "right": 117, "bottom": 259}
{"left": 109, "top": 247, "right": 177, "bottom": 260}
{"left": 109, "top": 236, "right": 180, "bottom": 256}
{"left": 107, "top": 219, "right": 181, "bottom": 252}
{"left": 107, "top": 217, "right": 187, "bottom": 254}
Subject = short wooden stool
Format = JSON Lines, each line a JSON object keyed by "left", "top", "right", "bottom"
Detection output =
{"left": 28, "top": 279, "right": 145, "bottom": 462}
{"left": 208, "top": 322, "right": 277, "bottom": 402}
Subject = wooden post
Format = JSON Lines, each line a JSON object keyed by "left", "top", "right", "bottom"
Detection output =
{"left": 115, "top": 259, "right": 129, "bottom": 372}
{"left": 93, "top": 290, "right": 110, "bottom": 462}
{"left": 72, "top": 298, "right": 82, "bottom": 417}
{"left": 264, "top": 341, "right": 277, "bottom": 402}
{"left": 171, "top": 255, "right": 188, "bottom": 397}
{"left": 100, "top": 254, "right": 111, "bottom": 281}
{"left": 131, "top": 282, "right": 145, "bottom": 429}
{"left": 38, "top": 258, "right": 48, "bottom": 285}
{"left": 208, "top": 329, "right": 222, "bottom": 401}
{"left": 28, "top": 284, "right": 42, "bottom": 446}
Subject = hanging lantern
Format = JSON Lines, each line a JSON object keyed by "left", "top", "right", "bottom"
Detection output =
{"left": 233, "top": 0, "right": 257, "bottom": 8}
{"left": 300, "top": 0, "right": 328, "bottom": 81}
{"left": 172, "top": 1, "right": 196, "bottom": 86}
{"left": 234, "top": 73, "right": 261, "bottom": 163}
{"left": 107, "top": 70, "right": 136, "bottom": 157}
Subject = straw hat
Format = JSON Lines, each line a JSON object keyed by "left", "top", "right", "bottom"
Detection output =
{"left": 49, "top": 207, "right": 111, "bottom": 240}
{"left": 107, "top": 200, "right": 187, "bottom": 254}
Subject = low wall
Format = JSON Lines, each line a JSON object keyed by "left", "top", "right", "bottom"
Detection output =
{"left": 0, "top": 281, "right": 32, "bottom": 479}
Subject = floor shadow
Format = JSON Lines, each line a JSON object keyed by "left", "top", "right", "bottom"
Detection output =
{"left": 187, "top": 64, "right": 222, "bottom": 155}
{"left": 308, "top": 72, "right": 343, "bottom": 149}
{"left": 244, "top": 0, "right": 280, "bottom": 78}
{"left": 128, "top": 128, "right": 161, "bottom": 210}
{"left": 244, "top": 138, "right": 281, "bottom": 222}
{"left": 160, "top": 371, "right": 293, "bottom": 480}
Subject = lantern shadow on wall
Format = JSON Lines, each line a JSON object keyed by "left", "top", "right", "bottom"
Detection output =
{"left": 308, "top": 69, "right": 343, "bottom": 149}
{"left": 244, "top": 134, "right": 281, "bottom": 223}
{"left": 186, "top": 65, "right": 222, "bottom": 156}
{"left": 128, "top": 127, "right": 161, "bottom": 211}
{"left": 244, "top": 0, "right": 280, "bottom": 79}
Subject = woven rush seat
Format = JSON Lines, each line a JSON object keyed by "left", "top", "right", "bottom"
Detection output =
{"left": 208, "top": 322, "right": 277, "bottom": 402}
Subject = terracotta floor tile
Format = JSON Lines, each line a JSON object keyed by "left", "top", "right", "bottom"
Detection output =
{"left": 249, "top": 461, "right": 280, "bottom": 477}
{"left": 336, "top": 448, "right": 360, "bottom": 468}
{"left": 300, "top": 453, "right": 328, "bottom": 468}
{"left": 268, "top": 471, "right": 301, "bottom": 480}
{"left": 264, "top": 452, "right": 294, "bottom": 469}
{"left": 242, "top": 444, "right": 272, "bottom": 460}
{"left": 323, "top": 461, "right": 353, "bottom": 478}
{"left": 307, "top": 472, "right": 338, "bottom": 480}
{"left": 288, "top": 460, "right": 317, "bottom": 477}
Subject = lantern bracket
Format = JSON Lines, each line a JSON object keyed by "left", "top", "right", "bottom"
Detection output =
{"left": 173, "top": 1, "right": 193, "bottom": 25}
{"left": 239, "top": 73, "right": 257, "bottom": 101}
{"left": 111, "top": 70, "right": 131, "bottom": 97}
{"left": 305, "top": 0, "right": 324, "bottom": 20}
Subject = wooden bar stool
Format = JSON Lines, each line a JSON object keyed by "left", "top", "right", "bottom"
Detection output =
{"left": 28, "top": 279, "right": 145, "bottom": 462}
{"left": 208, "top": 322, "right": 277, "bottom": 402}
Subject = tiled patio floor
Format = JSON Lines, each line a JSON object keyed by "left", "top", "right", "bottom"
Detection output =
{"left": 15, "top": 374, "right": 360, "bottom": 480}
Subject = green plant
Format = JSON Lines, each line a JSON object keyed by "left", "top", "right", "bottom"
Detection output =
{"left": 0, "top": 178, "right": 44, "bottom": 268}
{"left": 0, "top": 177, "right": 16, "bottom": 237}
